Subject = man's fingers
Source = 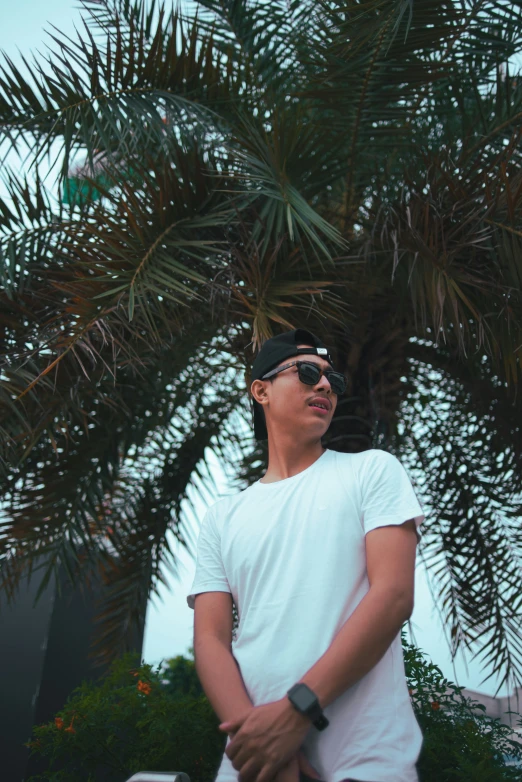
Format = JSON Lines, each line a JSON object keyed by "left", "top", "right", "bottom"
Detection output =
{"left": 251, "top": 765, "right": 281, "bottom": 782}
{"left": 236, "top": 757, "right": 263, "bottom": 782}
{"left": 237, "top": 755, "right": 286, "bottom": 782}
{"left": 297, "top": 751, "right": 322, "bottom": 779}
{"left": 270, "top": 753, "right": 300, "bottom": 782}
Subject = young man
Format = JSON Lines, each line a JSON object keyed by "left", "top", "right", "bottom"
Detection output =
{"left": 187, "top": 328, "right": 425, "bottom": 782}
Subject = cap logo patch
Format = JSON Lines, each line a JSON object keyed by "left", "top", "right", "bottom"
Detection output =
{"left": 317, "top": 348, "right": 327, "bottom": 355}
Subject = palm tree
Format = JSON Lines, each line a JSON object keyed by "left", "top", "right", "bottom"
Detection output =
{"left": 1, "top": 0, "right": 522, "bottom": 694}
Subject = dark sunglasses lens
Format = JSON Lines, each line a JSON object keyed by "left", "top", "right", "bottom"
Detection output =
{"left": 298, "top": 363, "right": 321, "bottom": 384}
{"left": 327, "top": 372, "right": 346, "bottom": 394}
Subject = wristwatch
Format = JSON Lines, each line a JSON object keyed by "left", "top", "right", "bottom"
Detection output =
{"left": 287, "top": 683, "right": 329, "bottom": 731}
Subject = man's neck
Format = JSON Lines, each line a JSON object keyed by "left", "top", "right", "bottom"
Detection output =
{"left": 260, "top": 435, "right": 326, "bottom": 483}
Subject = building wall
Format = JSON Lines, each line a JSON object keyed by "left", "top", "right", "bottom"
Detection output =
{"left": 0, "top": 557, "right": 147, "bottom": 781}
{"left": 0, "top": 565, "right": 56, "bottom": 782}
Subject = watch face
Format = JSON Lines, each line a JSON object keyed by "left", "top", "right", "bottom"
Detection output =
{"left": 293, "top": 686, "right": 316, "bottom": 711}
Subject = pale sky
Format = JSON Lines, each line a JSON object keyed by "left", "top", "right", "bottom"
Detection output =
{"left": 1, "top": 0, "right": 516, "bottom": 700}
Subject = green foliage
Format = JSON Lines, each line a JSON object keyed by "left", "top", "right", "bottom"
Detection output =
{"left": 403, "top": 634, "right": 522, "bottom": 781}
{"left": 25, "top": 653, "right": 226, "bottom": 782}
{"left": 26, "top": 639, "right": 522, "bottom": 782}
{"left": 159, "top": 648, "right": 204, "bottom": 701}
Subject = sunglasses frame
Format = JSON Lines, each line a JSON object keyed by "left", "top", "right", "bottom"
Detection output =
{"left": 261, "top": 360, "right": 346, "bottom": 395}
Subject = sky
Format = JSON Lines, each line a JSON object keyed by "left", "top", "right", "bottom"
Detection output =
{"left": 0, "top": 0, "right": 517, "bottom": 701}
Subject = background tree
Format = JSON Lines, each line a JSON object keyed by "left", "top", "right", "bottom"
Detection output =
{"left": 1, "top": 0, "right": 522, "bottom": 696}
{"left": 159, "top": 648, "right": 205, "bottom": 700}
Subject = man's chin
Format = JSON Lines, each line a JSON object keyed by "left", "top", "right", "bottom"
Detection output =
{"left": 296, "top": 417, "right": 332, "bottom": 440}
{"left": 270, "top": 413, "right": 332, "bottom": 440}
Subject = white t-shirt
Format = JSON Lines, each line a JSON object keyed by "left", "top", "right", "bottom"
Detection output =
{"left": 187, "top": 448, "right": 426, "bottom": 782}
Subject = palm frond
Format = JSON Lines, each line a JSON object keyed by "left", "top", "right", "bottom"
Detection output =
{"left": 80, "top": 0, "right": 161, "bottom": 40}
{"left": 0, "top": 2, "right": 232, "bottom": 181}
{"left": 0, "top": 327, "right": 225, "bottom": 597}
{"left": 2, "top": 332, "right": 255, "bottom": 666}
{"left": 398, "top": 339, "right": 522, "bottom": 695}
{"left": 225, "top": 109, "right": 349, "bottom": 262}
{"left": 184, "top": 0, "right": 316, "bottom": 97}
{"left": 370, "top": 135, "right": 522, "bottom": 364}
{"left": 297, "top": 0, "right": 522, "bottom": 228}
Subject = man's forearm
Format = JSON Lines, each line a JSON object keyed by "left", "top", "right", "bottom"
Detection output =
{"left": 194, "top": 636, "right": 253, "bottom": 723}
{"left": 195, "top": 589, "right": 410, "bottom": 731}
{"left": 297, "top": 586, "right": 412, "bottom": 711}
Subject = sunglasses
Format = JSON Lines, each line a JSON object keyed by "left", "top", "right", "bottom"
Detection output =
{"left": 261, "top": 360, "right": 346, "bottom": 395}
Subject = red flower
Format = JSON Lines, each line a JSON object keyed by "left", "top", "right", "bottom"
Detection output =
{"left": 64, "top": 716, "right": 76, "bottom": 733}
{"left": 137, "top": 680, "right": 152, "bottom": 695}
{"left": 431, "top": 701, "right": 440, "bottom": 711}
{"left": 54, "top": 717, "right": 64, "bottom": 729}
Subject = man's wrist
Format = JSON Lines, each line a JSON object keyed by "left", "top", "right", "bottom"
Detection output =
{"left": 282, "top": 693, "right": 315, "bottom": 728}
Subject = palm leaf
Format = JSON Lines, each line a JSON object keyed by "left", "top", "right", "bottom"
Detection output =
{"left": 0, "top": 2, "right": 232, "bottom": 183}
{"left": 400, "top": 339, "right": 522, "bottom": 695}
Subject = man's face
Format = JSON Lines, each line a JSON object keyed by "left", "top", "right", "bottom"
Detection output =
{"left": 252, "top": 343, "right": 339, "bottom": 440}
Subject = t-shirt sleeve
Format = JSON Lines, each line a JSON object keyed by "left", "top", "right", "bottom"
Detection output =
{"left": 359, "top": 449, "right": 425, "bottom": 540}
{"left": 186, "top": 506, "right": 231, "bottom": 610}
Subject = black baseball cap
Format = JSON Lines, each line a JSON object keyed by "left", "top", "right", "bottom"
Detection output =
{"left": 250, "top": 328, "right": 335, "bottom": 440}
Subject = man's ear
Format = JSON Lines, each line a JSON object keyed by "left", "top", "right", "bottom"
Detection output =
{"left": 251, "top": 379, "right": 268, "bottom": 406}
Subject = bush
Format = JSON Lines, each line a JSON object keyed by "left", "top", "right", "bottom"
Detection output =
{"left": 26, "top": 638, "right": 522, "bottom": 782}
{"left": 159, "top": 648, "right": 204, "bottom": 701}
{"left": 26, "top": 653, "right": 226, "bottom": 782}
{"left": 404, "top": 634, "right": 522, "bottom": 781}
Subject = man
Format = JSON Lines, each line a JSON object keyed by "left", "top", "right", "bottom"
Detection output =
{"left": 187, "top": 328, "right": 425, "bottom": 782}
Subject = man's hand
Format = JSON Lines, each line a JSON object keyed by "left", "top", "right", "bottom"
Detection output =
{"left": 273, "top": 753, "right": 300, "bottom": 782}
{"left": 297, "top": 751, "right": 322, "bottom": 780}
{"left": 266, "top": 751, "right": 322, "bottom": 782}
{"left": 218, "top": 698, "right": 312, "bottom": 782}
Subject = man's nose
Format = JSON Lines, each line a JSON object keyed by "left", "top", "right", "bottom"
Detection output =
{"left": 315, "top": 375, "right": 332, "bottom": 394}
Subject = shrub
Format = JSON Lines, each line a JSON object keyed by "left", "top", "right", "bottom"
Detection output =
{"left": 404, "top": 634, "right": 522, "bottom": 781}
{"left": 26, "top": 638, "right": 522, "bottom": 782}
{"left": 26, "top": 653, "right": 225, "bottom": 782}
{"left": 159, "top": 648, "right": 204, "bottom": 701}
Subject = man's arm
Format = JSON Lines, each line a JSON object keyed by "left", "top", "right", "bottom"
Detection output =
{"left": 195, "top": 636, "right": 254, "bottom": 723}
{"left": 295, "top": 519, "right": 418, "bottom": 711}
{"left": 193, "top": 591, "right": 253, "bottom": 724}
{"left": 195, "top": 594, "right": 322, "bottom": 779}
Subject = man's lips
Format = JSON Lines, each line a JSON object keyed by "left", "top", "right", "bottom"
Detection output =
{"left": 308, "top": 397, "right": 331, "bottom": 413}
